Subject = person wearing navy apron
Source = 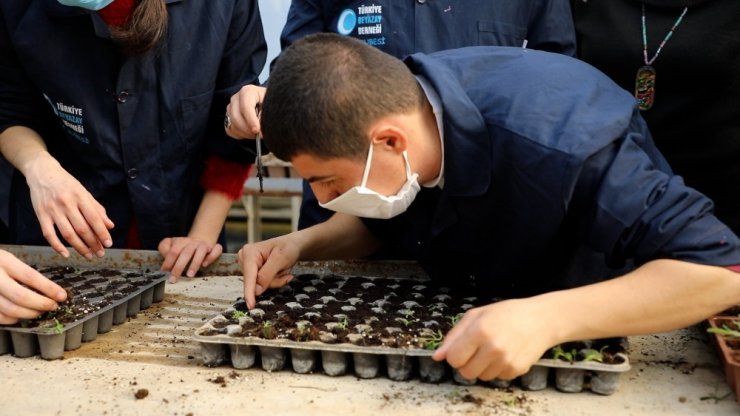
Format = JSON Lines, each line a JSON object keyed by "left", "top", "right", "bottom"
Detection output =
{"left": 224, "top": 0, "right": 577, "bottom": 232}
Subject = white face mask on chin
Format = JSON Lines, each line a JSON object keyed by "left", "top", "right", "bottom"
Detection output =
{"left": 319, "top": 145, "right": 421, "bottom": 219}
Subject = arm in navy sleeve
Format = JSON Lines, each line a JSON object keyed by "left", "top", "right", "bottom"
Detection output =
{"left": 578, "top": 116, "right": 740, "bottom": 268}
{"left": 205, "top": 0, "right": 268, "bottom": 163}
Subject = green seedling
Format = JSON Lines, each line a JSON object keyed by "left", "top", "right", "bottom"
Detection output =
{"left": 395, "top": 317, "right": 413, "bottom": 327}
{"left": 230, "top": 310, "right": 247, "bottom": 320}
{"left": 447, "top": 313, "right": 463, "bottom": 327}
{"left": 420, "top": 329, "right": 444, "bottom": 350}
{"left": 334, "top": 316, "right": 349, "bottom": 331}
{"left": 707, "top": 320, "right": 740, "bottom": 338}
{"left": 41, "top": 319, "right": 64, "bottom": 334}
{"left": 261, "top": 320, "right": 274, "bottom": 338}
{"left": 53, "top": 319, "right": 64, "bottom": 334}
{"left": 551, "top": 344, "right": 577, "bottom": 363}
{"left": 580, "top": 345, "right": 609, "bottom": 363}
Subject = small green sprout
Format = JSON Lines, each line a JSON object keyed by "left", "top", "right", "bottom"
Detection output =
{"left": 551, "top": 344, "right": 577, "bottom": 363}
{"left": 294, "top": 323, "right": 312, "bottom": 341}
{"left": 395, "top": 317, "right": 413, "bottom": 327}
{"left": 447, "top": 313, "right": 463, "bottom": 326}
{"left": 420, "top": 329, "right": 444, "bottom": 350}
{"left": 707, "top": 321, "right": 740, "bottom": 338}
{"left": 336, "top": 316, "right": 349, "bottom": 331}
{"left": 53, "top": 319, "right": 64, "bottom": 334}
{"left": 230, "top": 310, "right": 247, "bottom": 320}
{"left": 261, "top": 320, "right": 274, "bottom": 338}
{"left": 580, "top": 345, "right": 608, "bottom": 363}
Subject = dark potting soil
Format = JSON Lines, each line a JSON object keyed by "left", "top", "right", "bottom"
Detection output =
{"left": 8, "top": 266, "right": 159, "bottom": 331}
{"left": 208, "top": 273, "right": 627, "bottom": 360}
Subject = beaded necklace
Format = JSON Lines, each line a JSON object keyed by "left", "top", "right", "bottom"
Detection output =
{"left": 634, "top": 3, "right": 689, "bottom": 111}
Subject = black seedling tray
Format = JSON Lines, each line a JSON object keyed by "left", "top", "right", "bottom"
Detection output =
{"left": 0, "top": 245, "right": 167, "bottom": 360}
{"left": 194, "top": 263, "right": 630, "bottom": 395}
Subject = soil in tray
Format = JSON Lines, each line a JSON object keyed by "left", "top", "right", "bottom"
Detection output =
{"left": 17, "top": 288, "right": 104, "bottom": 331}
{"left": 206, "top": 273, "right": 627, "bottom": 359}
{"left": 5, "top": 266, "right": 158, "bottom": 333}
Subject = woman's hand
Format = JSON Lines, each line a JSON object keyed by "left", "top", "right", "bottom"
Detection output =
{"left": 158, "top": 237, "right": 223, "bottom": 282}
{"left": 25, "top": 155, "right": 114, "bottom": 259}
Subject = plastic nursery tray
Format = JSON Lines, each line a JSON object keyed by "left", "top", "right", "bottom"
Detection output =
{"left": 707, "top": 309, "right": 740, "bottom": 402}
{"left": 194, "top": 261, "right": 630, "bottom": 395}
{"left": 0, "top": 245, "right": 167, "bottom": 360}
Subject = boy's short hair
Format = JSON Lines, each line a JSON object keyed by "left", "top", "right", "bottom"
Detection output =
{"left": 261, "top": 33, "right": 424, "bottom": 162}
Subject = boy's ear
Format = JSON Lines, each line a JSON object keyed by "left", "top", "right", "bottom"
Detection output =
{"left": 368, "top": 120, "right": 408, "bottom": 154}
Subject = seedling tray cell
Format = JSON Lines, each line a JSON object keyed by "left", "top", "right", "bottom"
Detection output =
{"left": 707, "top": 312, "right": 740, "bottom": 402}
{"left": 193, "top": 261, "right": 631, "bottom": 394}
{"left": 0, "top": 245, "right": 168, "bottom": 360}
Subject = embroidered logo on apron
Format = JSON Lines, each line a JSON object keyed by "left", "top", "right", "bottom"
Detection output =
{"left": 336, "top": 4, "right": 385, "bottom": 46}
{"left": 43, "top": 94, "right": 89, "bottom": 144}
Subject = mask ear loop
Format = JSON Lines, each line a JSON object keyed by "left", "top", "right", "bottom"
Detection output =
{"left": 401, "top": 150, "right": 413, "bottom": 180}
{"left": 359, "top": 144, "right": 374, "bottom": 187}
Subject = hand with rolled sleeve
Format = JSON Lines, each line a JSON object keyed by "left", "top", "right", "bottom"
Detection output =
{"left": 225, "top": 84, "right": 266, "bottom": 139}
{"left": 0, "top": 249, "right": 68, "bottom": 325}
{"left": 0, "top": 126, "right": 114, "bottom": 260}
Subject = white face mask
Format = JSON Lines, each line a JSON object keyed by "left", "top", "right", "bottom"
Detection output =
{"left": 320, "top": 145, "right": 421, "bottom": 219}
{"left": 57, "top": 0, "right": 115, "bottom": 10}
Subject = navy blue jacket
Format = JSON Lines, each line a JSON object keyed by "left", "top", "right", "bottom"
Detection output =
{"left": 282, "top": 0, "right": 576, "bottom": 57}
{"left": 288, "top": 0, "right": 577, "bottom": 229}
{"left": 0, "top": 0, "right": 266, "bottom": 248}
{"left": 363, "top": 47, "right": 740, "bottom": 297}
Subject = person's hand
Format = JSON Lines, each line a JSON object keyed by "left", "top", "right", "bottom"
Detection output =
{"left": 0, "top": 249, "right": 67, "bottom": 325}
{"left": 158, "top": 237, "right": 223, "bottom": 282}
{"left": 432, "top": 298, "right": 556, "bottom": 381}
{"left": 225, "top": 84, "right": 266, "bottom": 139}
{"left": 25, "top": 156, "right": 114, "bottom": 259}
{"left": 238, "top": 236, "right": 299, "bottom": 309}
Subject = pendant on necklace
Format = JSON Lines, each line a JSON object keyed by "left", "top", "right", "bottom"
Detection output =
{"left": 635, "top": 65, "right": 656, "bottom": 111}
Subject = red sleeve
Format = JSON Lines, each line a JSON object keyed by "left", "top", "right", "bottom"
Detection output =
{"left": 200, "top": 155, "right": 252, "bottom": 201}
{"left": 727, "top": 265, "right": 740, "bottom": 273}
{"left": 98, "top": 0, "right": 135, "bottom": 27}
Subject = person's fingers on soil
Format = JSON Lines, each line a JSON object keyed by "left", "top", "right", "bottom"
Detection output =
{"left": 0, "top": 291, "right": 47, "bottom": 320}
{"left": 6, "top": 258, "right": 67, "bottom": 302}
{"left": 432, "top": 309, "right": 475, "bottom": 363}
{"left": 254, "top": 254, "right": 289, "bottom": 296}
{"left": 268, "top": 273, "right": 294, "bottom": 288}
{"left": 455, "top": 341, "right": 497, "bottom": 380}
{"left": 0, "top": 312, "right": 18, "bottom": 325}
{"left": 240, "top": 248, "right": 261, "bottom": 309}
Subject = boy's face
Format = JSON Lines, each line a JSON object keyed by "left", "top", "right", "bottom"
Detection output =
{"left": 291, "top": 148, "right": 408, "bottom": 205}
